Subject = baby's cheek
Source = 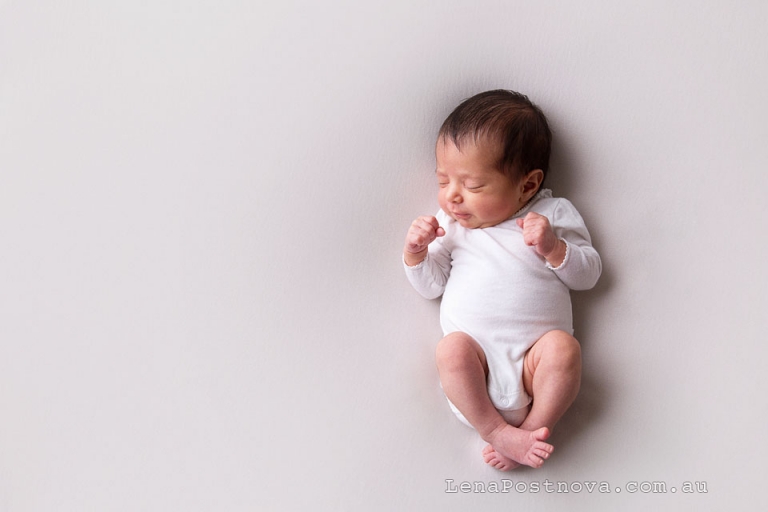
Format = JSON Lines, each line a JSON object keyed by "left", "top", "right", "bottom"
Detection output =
{"left": 487, "top": 200, "right": 511, "bottom": 218}
{"left": 437, "top": 192, "right": 448, "bottom": 212}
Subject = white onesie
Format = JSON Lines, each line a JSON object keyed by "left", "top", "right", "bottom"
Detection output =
{"left": 404, "top": 189, "right": 601, "bottom": 414}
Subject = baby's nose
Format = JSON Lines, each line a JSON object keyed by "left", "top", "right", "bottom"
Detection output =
{"left": 447, "top": 186, "right": 462, "bottom": 203}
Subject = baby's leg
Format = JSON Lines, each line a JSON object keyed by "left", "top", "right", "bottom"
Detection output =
{"left": 482, "top": 330, "right": 581, "bottom": 468}
{"left": 520, "top": 330, "right": 582, "bottom": 431}
{"left": 435, "top": 332, "right": 553, "bottom": 469}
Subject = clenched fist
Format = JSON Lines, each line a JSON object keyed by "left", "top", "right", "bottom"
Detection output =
{"left": 516, "top": 212, "right": 566, "bottom": 266}
{"left": 404, "top": 216, "right": 445, "bottom": 266}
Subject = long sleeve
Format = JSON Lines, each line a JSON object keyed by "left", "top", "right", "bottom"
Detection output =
{"left": 546, "top": 199, "right": 602, "bottom": 291}
{"left": 403, "top": 211, "right": 453, "bottom": 299}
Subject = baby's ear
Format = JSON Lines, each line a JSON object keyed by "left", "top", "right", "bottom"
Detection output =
{"left": 522, "top": 169, "right": 544, "bottom": 194}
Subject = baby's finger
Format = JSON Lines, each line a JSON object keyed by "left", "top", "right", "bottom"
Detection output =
{"left": 405, "top": 236, "right": 428, "bottom": 253}
{"left": 523, "top": 232, "right": 536, "bottom": 246}
{"left": 415, "top": 216, "right": 443, "bottom": 237}
{"left": 409, "top": 225, "right": 430, "bottom": 243}
{"left": 525, "top": 212, "right": 551, "bottom": 231}
{"left": 524, "top": 211, "right": 543, "bottom": 222}
{"left": 407, "top": 224, "right": 436, "bottom": 250}
{"left": 413, "top": 224, "right": 435, "bottom": 243}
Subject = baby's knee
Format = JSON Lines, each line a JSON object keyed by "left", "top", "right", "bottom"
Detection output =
{"left": 540, "top": 330, "right": 582, "bottom": 368}
{"left": 435, "top": 332, "right": 483, "bottom": 372}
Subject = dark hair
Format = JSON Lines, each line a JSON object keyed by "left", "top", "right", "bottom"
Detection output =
{"left": 438, "top": 90, "right": 552, "bottom": 182}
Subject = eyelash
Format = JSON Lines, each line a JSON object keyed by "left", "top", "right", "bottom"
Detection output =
{"left": 438, "top": 182, "right": 483, "bottom": 191}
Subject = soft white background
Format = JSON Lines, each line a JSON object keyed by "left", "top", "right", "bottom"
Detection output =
{"left": 2, "top": 0, "right": 766, "bottom": 510}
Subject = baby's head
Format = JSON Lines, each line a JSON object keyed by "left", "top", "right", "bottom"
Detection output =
{"left": 435, "top": 90, "right": 552, "bottom": 228}
{"left": 439, "top": 89, "right": 552, "bottom": 185}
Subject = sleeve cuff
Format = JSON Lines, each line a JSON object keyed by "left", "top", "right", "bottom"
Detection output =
{"left": 545, "top": 239, "right": 570, "bottom": 271}
{"left": 403, "top": 252, "right": 428, "bottom": 270}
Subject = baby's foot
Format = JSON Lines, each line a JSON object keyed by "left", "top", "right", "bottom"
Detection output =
{"left": 482, "top": 444, "right": 520, "bottom": 471}
{"left": 486, "top": 425, "right": 553, "bottom": 469}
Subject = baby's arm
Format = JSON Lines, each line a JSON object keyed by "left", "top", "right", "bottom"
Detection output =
{"left": 517, "top": 201, "right": 602, "bottom": 290}
{"left": 403, "top": 215, "right": 451, "bottom": 299}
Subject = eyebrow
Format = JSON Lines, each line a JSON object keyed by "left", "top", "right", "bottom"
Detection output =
{"left": 435, "top": 168, "right": 478, "bottom": 178}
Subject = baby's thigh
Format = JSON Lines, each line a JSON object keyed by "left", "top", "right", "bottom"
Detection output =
{"left": 435, "top": 331, "right": 489, "bottom": 375}
{"left": 522, "top": 330, "right": 581, "bottom": 394}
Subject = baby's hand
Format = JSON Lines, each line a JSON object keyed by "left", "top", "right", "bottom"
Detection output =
{"left": 516, "top": 212, "right": 565, "bottom": 266}
{"left": 404, "top": 216, "right": 445, "bottom": 266}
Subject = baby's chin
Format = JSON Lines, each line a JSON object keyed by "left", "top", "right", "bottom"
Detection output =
{"left": 441, "top": 207, "right": 505, "bottom": 229}
{"left": 454, "top": 215, "right": 498, "bottom": 229}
